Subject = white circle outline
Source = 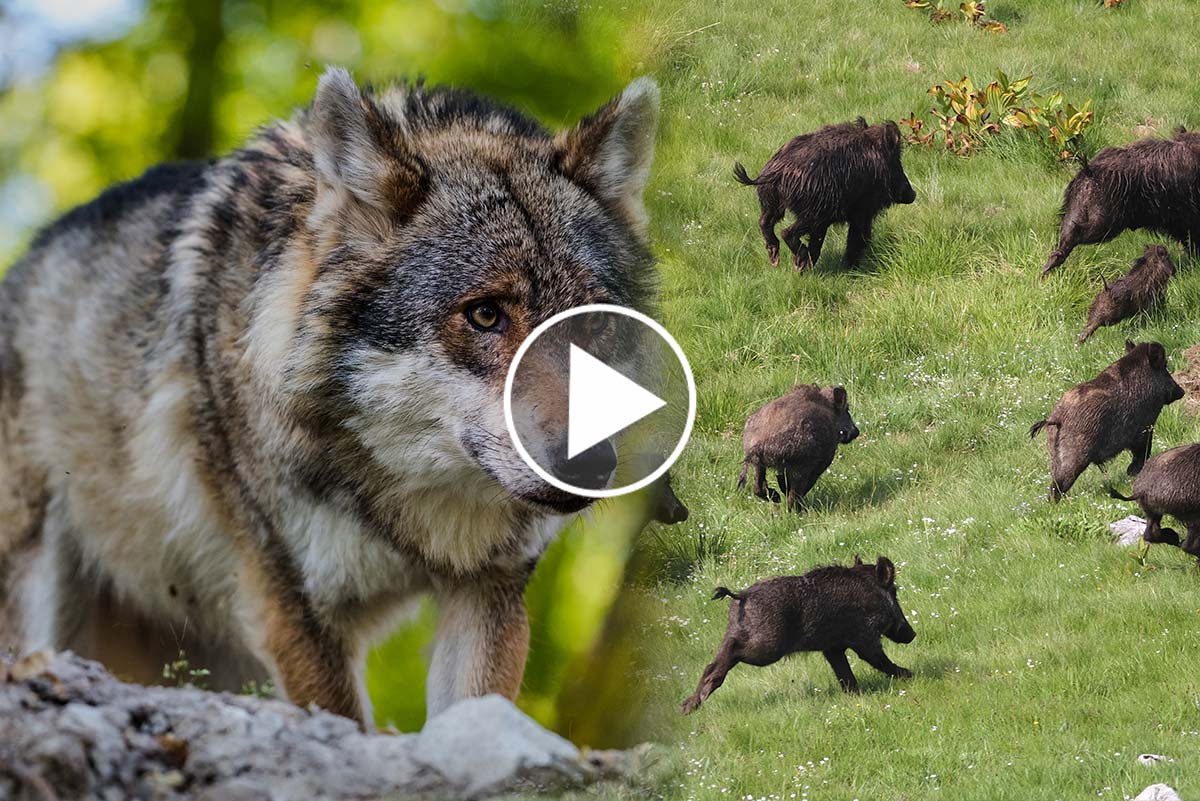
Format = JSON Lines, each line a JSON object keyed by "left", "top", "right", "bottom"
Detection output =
{"left": 503, "top": 303, "right": 696, "bottom": 499}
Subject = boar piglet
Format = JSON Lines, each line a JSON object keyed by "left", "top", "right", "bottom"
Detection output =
{"left": 1043, "top": 128, "right": 1200, "bottom": 276}
{"left": 1031, "top": 340, "right": 1184, "bottom": 501}
{"left": 738, "top": 384, "right": 860, "bottom": 512}
{"left": 734, "top": 118, "right": 916, "bottom": 270}
{"left": 681, "top": 556, "right": 915, "bottom": 714}
{"left": 1110, "top": 443, "right": 1200, "bottom": 556}
{"left": 1078, "top": 244, "right": 1175, "bottom": 344}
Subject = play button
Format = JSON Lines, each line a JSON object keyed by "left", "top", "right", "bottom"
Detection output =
{"left": 504, "top": 304, "right": 695, "bottom": 498}
{"left": 568, "top": 344, "right": 667, "bottom": 459}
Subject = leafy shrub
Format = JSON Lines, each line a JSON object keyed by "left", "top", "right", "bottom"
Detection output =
{"left": 902, "top": 0, "right": 1007, "bottom": 33}
{"left": 900, "top": 71, "right": 1094, "bottom": 162}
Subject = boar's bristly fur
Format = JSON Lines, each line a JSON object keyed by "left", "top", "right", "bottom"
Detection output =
{"left": 1031, "top": 341, "right": 1185, "bottom": 501}
{"left": 681, "top": 556, "right": 916, "bottom": 714}
{"left": 734, "top": 118, "right": 916, "bottom": 270}
{"left": 1043, "top": 128, "right": 1200, "bottom": 276}
{"left": 1110, "top": 443, "right": 1200, "bottom": 556}
{"left": 738, "top": 384, "right": 860, "bottom": 512}
{"left": 1078, "top": 244, "right": 1175, "bottom": 343}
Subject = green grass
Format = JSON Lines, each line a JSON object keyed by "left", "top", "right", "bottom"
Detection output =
{"left": 615, "top": 1, "right": 1200, "bottom": 798}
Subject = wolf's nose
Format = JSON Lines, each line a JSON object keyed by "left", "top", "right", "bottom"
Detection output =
{"left": 556, "top": 438, "right": 617, "bottom": 490}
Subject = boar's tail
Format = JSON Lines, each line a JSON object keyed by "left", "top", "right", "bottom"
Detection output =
{"left": 733, "top": 161, "right": 772, "bottom": 186}
{"left": 1108, "top": 488, "right": 1139, "bottom": 503}
{"left": 1028, "top": 419, "right": 1059, "bottom": 438}
{"left": 711, "top": 586, "right": 744, "bottom": 602}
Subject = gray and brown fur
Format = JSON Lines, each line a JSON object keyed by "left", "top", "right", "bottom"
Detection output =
{"left": 1030, "top": 341, "right": 1185, "bottom": 502}
{"left": 1110, "top": 443, "right": 1200, "bottom": 557}
{"left": 733, "top": 118, "right": 916, "bottom": 270}
{"left": 1043, "top": 127, "right": 1200, "bottom": 276}
{"left": 1078, "top": 244, "right": 1175, "bottom": 343}
{"left": 0, "top": 68, "right": 660, "bottom": 726}
{"left": 681, "top": 556, "right": 915, "bottom": 714}
{"left": 737, "top": 384, "right": 860, "bottom": 512}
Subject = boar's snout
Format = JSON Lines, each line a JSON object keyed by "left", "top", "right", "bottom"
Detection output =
{"left": 839, "top": 421, "right": 861, "bottom": 444}
{"left": 890, "top": 618, "right": 917, "bottom": 644}
{"left": 894, "top": 174, "right": 917, "bottom": 205}
{"left": 1169, "top": 379, "right": 1186, "bottom": 403}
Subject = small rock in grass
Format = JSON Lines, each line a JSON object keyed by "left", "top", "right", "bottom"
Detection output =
{"left": 1137, "top": 754, "right": 1171, "bottom": 766}
{"left": 1134, "top": 783, "right": 1182, "bottom": 801}
{"left": 1111, "top": 516, "right": 1147, "bottom": 547}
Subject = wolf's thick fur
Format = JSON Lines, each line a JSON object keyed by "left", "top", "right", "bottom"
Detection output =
{"left": 0, "top": 68, "right": 660, "bottom": 725}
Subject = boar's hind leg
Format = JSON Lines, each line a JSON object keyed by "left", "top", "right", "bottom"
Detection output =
{"left": 783, "top": 466, "right": 817, "bottom": 513}
{"left": 852, "top": 640, "right": 913, "bottom": 682}
{"left": 823, "top": 650, "right": 859, "bottom": 693}
{"left": 759, "top": 207, "right": 784, "bottom": 267}
{"left": 1048, "top": 440, "right": 1088, "bottom": 502}
{"left": 681, "top": 642, "right": 742, "bottom": 714}
{"left": 1143, "top": 514, "right": 1181, "bottom": 547}
{"left": 780, "top": 220, "right": 811, "bottom": 271}
{"left": 753, "top": 463, "right": 781, "bottom": 503}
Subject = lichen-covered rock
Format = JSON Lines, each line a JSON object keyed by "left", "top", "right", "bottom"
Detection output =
{"left": 0, "top": 651, "right": 642, "bottom": 801}
{"left": 1134, "top": 784, "right": 1183, "bottom": 801}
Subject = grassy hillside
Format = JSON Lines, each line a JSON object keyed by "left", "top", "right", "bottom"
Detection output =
{"left": 625, "top": 1, "right": 1200, "bottom": 799}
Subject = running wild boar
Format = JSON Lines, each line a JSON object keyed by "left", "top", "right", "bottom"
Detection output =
{"left": 680, "top": 556, "right": 916, "bottom": 713}
{"left": 649, "top": 470, "right": 689, "bottom": 525}
{"left": 1110, "top": 443, "right": 1200, "bottom": 555}
{"left": 1078, "top": 244, "right": 1175, "bottom": 343}
{"left": 734, "top": 118, "right": 917, "bottom": 270}
{"left": 737, "top": 384, "right": 860, "bottom": 511}
{"left": 1043, "top": 128, "right": 1200, "bottom": 277}
{"left": 1030, "top": 341, "right": 1185, "bottom": 501}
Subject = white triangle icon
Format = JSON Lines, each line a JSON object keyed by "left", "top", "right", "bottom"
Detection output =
{"left": 567, "top": 344, "right": 667, "bottom": 460}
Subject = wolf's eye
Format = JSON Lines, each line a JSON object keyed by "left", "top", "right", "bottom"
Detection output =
{"left": 466, "top": 301, "right": 505, "bottom": 332}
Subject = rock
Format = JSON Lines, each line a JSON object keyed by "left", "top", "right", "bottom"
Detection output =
{"left": 1137, "top": 753, "right": 1172, "bottom": 766}
{"left": 1111, "top": 515, "right": 1147, "bottom": 546}
{"left": 1134, "top": 784, "right": 1182, "bottom": 801}
{"left": 0, "top": 651, "right": 644, "bottom": 800}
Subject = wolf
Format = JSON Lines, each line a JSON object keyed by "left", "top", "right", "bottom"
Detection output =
{"left": 0, "top": 67, "right": 660, "bottom": 726}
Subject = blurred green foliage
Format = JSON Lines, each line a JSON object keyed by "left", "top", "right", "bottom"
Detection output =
{"left": 0, "top": 0, "right": 667, "bottom": 743}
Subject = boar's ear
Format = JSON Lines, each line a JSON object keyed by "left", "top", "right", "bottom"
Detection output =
{"left": 1148, "top": 343, "right": 1168, "bottom": 370}
{"left": 555, "top": 77, "right": 660, "bottom": 234}
{"left": 832, "top": 386, "right": 848, "bottom": 411}
{"left": 875, "top": 557, "right": 896, "bottom": 588}
{"left": 309, "top": 67, "right": 424, "bottom": 221}
{"left": 882, "top": 120, "right": 902, "bottom": 150}
{"left": 853, "top": 554, "right": 864, "bottom": 567}
{"left": 1125, "top": 339, "right": 1137, "bottom": 354}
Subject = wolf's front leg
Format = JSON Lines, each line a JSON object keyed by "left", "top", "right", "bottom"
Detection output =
{"left": 426, "top": 576, "right": 529, "bottom": 717}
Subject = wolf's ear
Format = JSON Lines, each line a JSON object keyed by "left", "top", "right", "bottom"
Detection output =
{"left": 555, "top": 77, "right": 660, "bottom": 233}
{"left": 309, "top": 67, "right": 423, "bottom": 220}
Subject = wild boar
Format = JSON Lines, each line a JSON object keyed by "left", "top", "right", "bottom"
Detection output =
{"left": 1078, "top": 244, "right": 1175, "bottom": 343}
{"left": 734, "top": 118, "right": 917, "bottom": 271}
{"left": 1110, "top": 443, "right": 1200, "bottom": 555}
{"left": 649, "top": 470, "right": 689, "bottom": 525}
{"left": 680, "top": 556, "right": 916, "bottom": 714}
{"left": 1030, "top": 341, "right": 1185, "bottom": 501}
{"left": 737, "top": 384, "right": 859, "bottom": 512}
{"left": 1042, "top": 128, "right": 1200, "bottom": 277}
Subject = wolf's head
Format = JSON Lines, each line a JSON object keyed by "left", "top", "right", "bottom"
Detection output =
{"left": 259, "top": 68, "right": 659, "bottom": 518}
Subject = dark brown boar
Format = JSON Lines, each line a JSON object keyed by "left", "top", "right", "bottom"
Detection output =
{"left": 680, "top": 556, "right": 916, "bottom": 714}
{"left": 734, "top": 118, "right": 917, "bottom": 271}
{"left": 1030, "top": 341, "right": 1185, "bottom": 501}
{"left": 649, "top": 470, "right": 689, "bottom": 525}
{"left": 1110, "top": 443, "right": 1200, "bottom": 555}
{"left": 1078, "top": 244, "right": 1175, "bottom": 343}
{"left": 1042, "top": 128, "right": 1200, "bottom": 277}
{"left": 737, "top": 384, "right": 860, "bottom": 512}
